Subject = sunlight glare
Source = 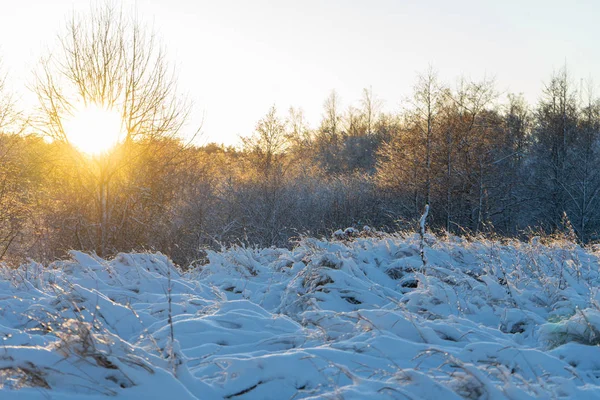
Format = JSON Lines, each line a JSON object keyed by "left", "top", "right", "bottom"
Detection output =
{"left": 63, "top": 105, "right": 124, "bottom": 155}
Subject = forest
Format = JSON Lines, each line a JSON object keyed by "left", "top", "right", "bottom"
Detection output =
{"left": 0, "top": 4, "right": 599, "bottom": 267}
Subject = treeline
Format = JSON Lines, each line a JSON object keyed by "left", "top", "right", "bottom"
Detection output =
{"left": 377, "top": 69, "right": 600, "bottom": 242}
{"left": 3, "top": 66, "right": 600, "bottom": 266}
{"left": 1, "top": 5, "right": 599, "bottom": 266}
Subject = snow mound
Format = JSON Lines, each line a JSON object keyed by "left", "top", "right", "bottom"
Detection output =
{"left": 2, "top": 234, "right": 600, "bottom": 398}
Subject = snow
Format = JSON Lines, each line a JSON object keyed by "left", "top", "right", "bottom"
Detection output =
{"left": 2, "top": 232, "right": 600, "bottom": 398}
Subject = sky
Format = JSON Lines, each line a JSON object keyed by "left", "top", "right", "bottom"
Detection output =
{"left": 0, "top": 0, "right": 599, "bottom": 145}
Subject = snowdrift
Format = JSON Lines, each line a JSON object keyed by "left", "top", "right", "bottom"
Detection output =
{"left": 2, "top": 232, "right": 600, "bottom": 399}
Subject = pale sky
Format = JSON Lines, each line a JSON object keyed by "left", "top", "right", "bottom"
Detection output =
{"left": 0, "top": 0, "right": 598, "bottom": 145}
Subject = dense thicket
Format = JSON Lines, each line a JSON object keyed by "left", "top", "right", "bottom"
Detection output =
{"left": 2, "top": 64, "right": 600, "bottom": 266}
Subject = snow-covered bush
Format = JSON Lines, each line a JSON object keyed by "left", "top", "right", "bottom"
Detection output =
{"left": 2, "top": 233, "right": 600, "bottom": 398}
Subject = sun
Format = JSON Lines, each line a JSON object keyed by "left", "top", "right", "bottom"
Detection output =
{"left": 63, "top": 105, "right": 124, "bottom": 155}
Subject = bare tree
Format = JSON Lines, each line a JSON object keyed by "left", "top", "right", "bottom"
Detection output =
{"left": 315, "top": 90, "right": 344, "bottom": 172}
{"left": 242, "top": 105, "right": 288, "bottom": 180}
{"left": 30, "top": 3, "right": 194, "bottom": 257}
{"left": 376, "top": 69, "right": 443, "bottom": 219}
{"left": 559, "top": 78, "right": 600, "bottom": 242}
{"left": 494, "top": 93, "right": 531, "bottom": 233}
{"left": 287, "top": 106, "right": 311, "bottom": 147}
{"left": 0, "top": 60, "right": 35, "bottom": 262}
{"left": 321, "top": 90, "right": 341, "bottom": 138}
{"left": 0, "top": 60, "right": 22, "bottom": 133}
{"left": 239, "top": 105, "right": 293, "bottom": 245}
{"left": 531, "top": 67, "right": 579, "bottom": 232}
{"left": 410, "top": 69, "right": 441, "bottom": 206}
{"left": 32, "top": 3, "right": 191, "bottom": 143}
{"left": 361, "top": 86, "right": 382, "bottom": 136}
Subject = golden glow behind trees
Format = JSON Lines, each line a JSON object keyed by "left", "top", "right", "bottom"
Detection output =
{"left": 29, "top": 3, "right": 194, "bottom": 257}
{"left": 32, "top": 3, "right": 191, "bottom": 145}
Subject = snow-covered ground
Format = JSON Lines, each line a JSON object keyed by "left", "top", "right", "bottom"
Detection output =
{"left": 2, "top": 230, "right": 600, "bottom": 399}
